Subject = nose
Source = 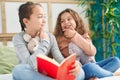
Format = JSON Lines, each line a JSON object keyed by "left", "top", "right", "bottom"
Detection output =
{"left": 42, "top": 18, "right": 46, "bottom": 23}
{"left": 64, "top": 20, "right": 68, "bottom": 24}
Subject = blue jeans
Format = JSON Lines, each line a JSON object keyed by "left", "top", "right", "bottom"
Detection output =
{"left": 12, "top": 64, "right": 85, "bottom": 80}
{"left": 82, "top": 57, "right": 120, "bottom": 80}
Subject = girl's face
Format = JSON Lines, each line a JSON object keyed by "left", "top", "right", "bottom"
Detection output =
{"left": 60, "top": 12, "right": 76, "bottom": 31}
{"left": 25, "top": 5, "right": 46, "bottom": 33}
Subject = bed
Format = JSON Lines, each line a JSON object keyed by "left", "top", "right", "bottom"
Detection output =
{"left": 0, "top": 45, "right": 120, "bottom": 80}
{"left": 1, "top": 74, "right": 120, "bottom": 80}
{"left": 99, "top": 76, "right": 120, "bottom": 80}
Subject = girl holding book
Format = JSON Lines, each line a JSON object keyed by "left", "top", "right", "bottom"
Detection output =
{"left": 54, "top": 8, "right": 120, "bottom": 80}
{"left": 12, "top": 2, "right": 85, "bottom": 80}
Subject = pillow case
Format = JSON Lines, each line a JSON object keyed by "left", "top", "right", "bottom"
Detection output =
{"left": 0, "top": 46, "right": 18, "bottom": 74}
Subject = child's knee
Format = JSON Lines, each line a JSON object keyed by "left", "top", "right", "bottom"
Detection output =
{"left": 113, "top": 57, "right": 120, "bottom": 64}
{"left": 114, "top": 57, "right": 120, "bottom": 61}
{"left": 113, "top": 57, "right": 120, "bottom": 66}
{"left": 12, "top": 64, "right": 29, "bottom": 74}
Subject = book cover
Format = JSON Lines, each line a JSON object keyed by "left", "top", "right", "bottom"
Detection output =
{"left": 37, "top": 53, "right": 76, "bottom": 80}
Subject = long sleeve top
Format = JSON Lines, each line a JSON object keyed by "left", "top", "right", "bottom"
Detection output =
{"left": 58, "top": 32, "right": 96, "bottom": 58}
{"left": 71, "top": 33, "right": 96, "bottom": 56}
{"left": 69, "top": 42, "right": 96, "bottom": 65}
{"left": 13, "top": 31, "right": 64, "bottom": 70}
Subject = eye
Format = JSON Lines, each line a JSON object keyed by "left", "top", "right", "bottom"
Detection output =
{"left": 38, "top": 15, "right": 43, "bottom": 18}
{"left": 60, "top": 20, "right": 64, "bottom": 23}
{"left": 67, "top": 18, "right": 72, "bottom": 21}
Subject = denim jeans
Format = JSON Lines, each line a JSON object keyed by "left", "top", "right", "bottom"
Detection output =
{"left": 82, "top": 57, "right": 120, "bottom": 80}
{"left": 12, "top": 64, "right": 85, "bottom": 80}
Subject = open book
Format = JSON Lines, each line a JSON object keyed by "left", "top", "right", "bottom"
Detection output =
{"left": 36, "top": 53, "right": 76, "bottom": 80}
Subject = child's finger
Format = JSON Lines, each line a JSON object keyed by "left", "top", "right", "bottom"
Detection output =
{"left": 36, "top": 32, "right": 40, "bottom": 36}
{"left": 38, "top": 27, "right": 44, "bottom": 34}
{"left": 69, "top": 68, "right": 76, "bottom": 76}
{"left": 62, "top": 28, "right": 68, "bottom": 32}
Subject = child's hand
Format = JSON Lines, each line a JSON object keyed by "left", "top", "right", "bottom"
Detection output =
{"left": 39, "top": 31, "right": 49, "bottom": 41}
{"left": 63, "top": 29, "right": 76, "bottom": 39}
{"left": 37, "top": 27, "right": 49, "bottom": 41}
{"left": 69, "top": 60, "right": 82, "bottom": 76}
{"left": 38, "top": 28, "right": 49, "bottom": 41}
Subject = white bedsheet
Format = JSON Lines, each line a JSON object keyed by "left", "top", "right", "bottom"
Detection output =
{"left": 0, "top": 74, "right": 13, "bottom": 80}
{"left": 99, "top": 76, "right": 120, "bottom": 80}
{"left": 0, "top": 73, "right": 120, "bottom": 80}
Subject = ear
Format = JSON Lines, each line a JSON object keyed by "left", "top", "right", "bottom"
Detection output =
{"left": 23, "top": 18, "right": 29, "bottom": 25}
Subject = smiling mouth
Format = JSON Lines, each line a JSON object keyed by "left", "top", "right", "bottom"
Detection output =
{"left": 65, "top": 25, "right": 71, "bottom": 28}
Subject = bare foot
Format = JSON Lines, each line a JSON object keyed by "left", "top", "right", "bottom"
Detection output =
{"left": 113, "top": 72, "right": 120, "bottom": 76}
{"left": 89, "top": 77, "right": 99, "bottom": 80}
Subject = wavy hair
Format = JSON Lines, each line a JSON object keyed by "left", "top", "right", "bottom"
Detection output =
{"left": 54, "top": 8, "right": 89, "bottom": 38}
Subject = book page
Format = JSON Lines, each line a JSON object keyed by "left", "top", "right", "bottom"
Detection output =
{"left": 37, "top": 54, "right": 59, "bottom": 66}
{"left": 37, "top": 54, "right": 59, "bottom": 78}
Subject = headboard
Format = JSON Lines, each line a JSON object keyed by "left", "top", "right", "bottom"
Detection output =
{"left": 0, "top": 33, "right": 15, "bottom": 46}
